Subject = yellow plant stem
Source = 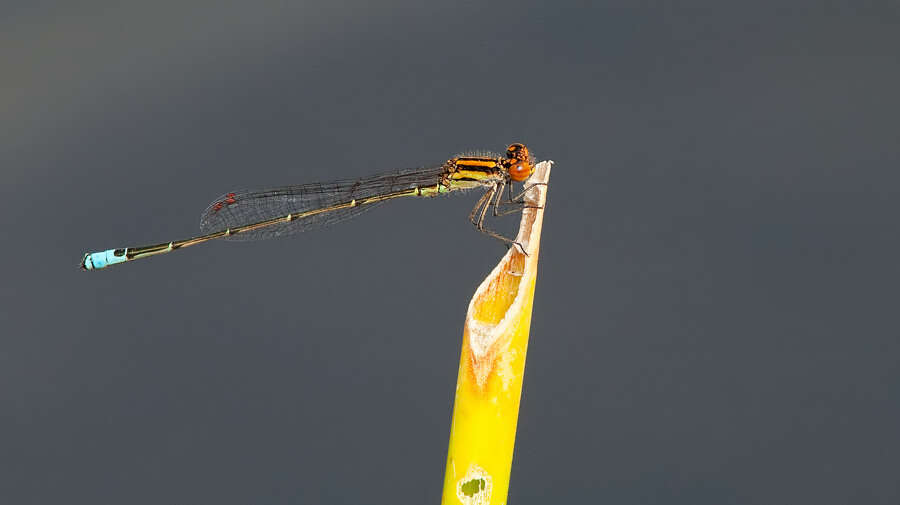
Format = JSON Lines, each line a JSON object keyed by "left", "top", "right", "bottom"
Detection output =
{"left": 442, "top": 161, "right": 552, "bottom": 505}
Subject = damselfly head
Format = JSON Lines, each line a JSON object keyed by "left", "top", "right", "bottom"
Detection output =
{"left": 504, "top": 143, "right": 535, "bottom": 182}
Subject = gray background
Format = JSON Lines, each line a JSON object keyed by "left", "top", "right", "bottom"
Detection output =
{"left": 2, "top": 2, "right": 899, "bottom": 503}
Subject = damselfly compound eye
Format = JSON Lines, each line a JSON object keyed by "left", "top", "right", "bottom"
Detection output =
{"left": 505, "top": 143, "right": 535, "bottom": 182}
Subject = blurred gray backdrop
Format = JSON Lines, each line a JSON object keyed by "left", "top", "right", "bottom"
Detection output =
{"left": 2, "top": 2, "right": 899, "bottom": 503}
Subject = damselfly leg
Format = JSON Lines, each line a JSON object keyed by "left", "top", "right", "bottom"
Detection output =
{"left": 468, "top": 180, "right": 540, "bottom": 253}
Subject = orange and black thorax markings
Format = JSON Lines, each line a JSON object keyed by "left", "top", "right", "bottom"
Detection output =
{"left": 445, "top": 156, "right": 506, "bottom": 183}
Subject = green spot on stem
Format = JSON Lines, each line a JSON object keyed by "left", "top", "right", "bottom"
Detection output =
{"left": 460, "top": 478, "right": 486, "bottom": 497}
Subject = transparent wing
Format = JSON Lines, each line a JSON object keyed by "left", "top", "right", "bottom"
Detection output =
{"left": 199, "top": 166, "right": 446, "bottom": 241}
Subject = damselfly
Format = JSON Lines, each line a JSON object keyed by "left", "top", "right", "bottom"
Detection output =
{"left": 81, "top": 143, "right": 539, "bottom": 270}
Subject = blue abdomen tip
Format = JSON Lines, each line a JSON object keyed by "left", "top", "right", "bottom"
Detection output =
{"left": 81, "top": 248, "right": 127, "bottom": 270}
